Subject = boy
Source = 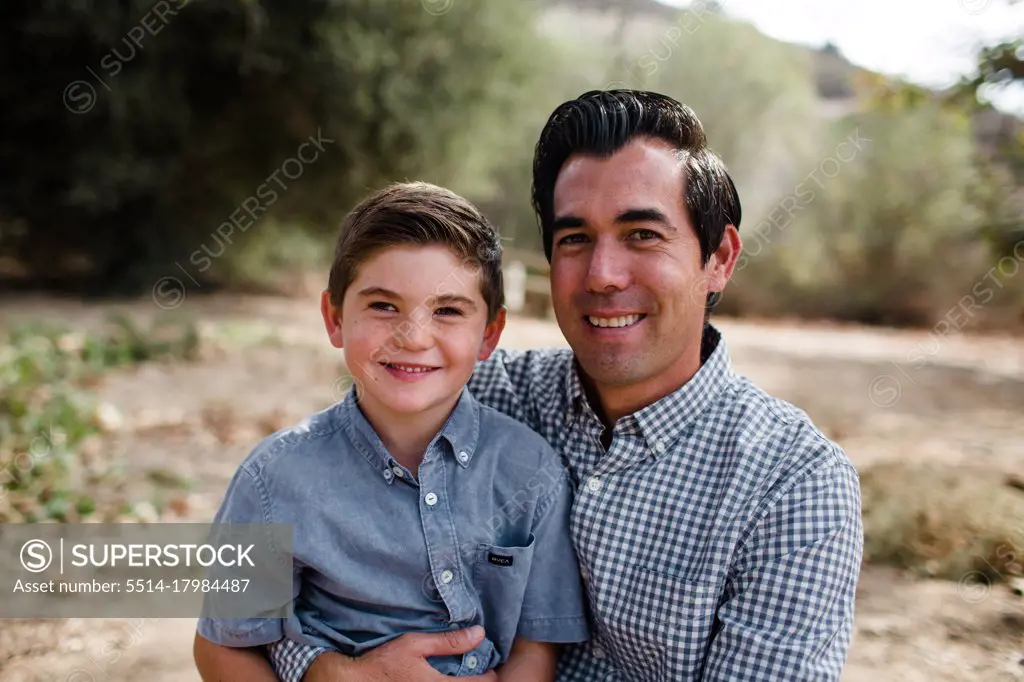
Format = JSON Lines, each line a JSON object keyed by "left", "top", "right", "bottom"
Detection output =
{"left": 193, "top": 182, "right": 588, "bottom": 680}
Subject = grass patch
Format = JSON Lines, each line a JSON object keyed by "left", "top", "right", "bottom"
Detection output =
{"left": 862, "top": 461, "right": 1024, "bottom": 582}
{"left": 0, "top": 315, "right": 200, "bottom": 523}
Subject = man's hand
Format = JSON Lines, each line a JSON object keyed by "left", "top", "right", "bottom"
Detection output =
{"left": 304, "top": 626, "right": 498, "bottom": 682}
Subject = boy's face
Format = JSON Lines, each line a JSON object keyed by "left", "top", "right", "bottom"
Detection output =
{"left": 322, "top": 244, "right": 505, "bottom": 419}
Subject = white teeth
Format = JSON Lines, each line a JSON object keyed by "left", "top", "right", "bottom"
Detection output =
{"left": 388, "top": 363, "right": 434, "bottom": 373}
{"left": 587, "top": 314, "right": 641, "bottom": 328}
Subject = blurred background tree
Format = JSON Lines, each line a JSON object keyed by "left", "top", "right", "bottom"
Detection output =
{"left": 0, "top": 0, "right": 1020, "bottom": 329}
{"left": 639, "top": 14, "right": 823, "bottom": 234}
{"left": 0, "top": 0, "right": 548, "bottom": 293}
{"left": 958, "top": 0, "right": 1024, "bottom": 262}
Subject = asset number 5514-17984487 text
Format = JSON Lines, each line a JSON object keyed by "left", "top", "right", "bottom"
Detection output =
{"left": 126, "top": 578, "right": 250, "bottom": 593}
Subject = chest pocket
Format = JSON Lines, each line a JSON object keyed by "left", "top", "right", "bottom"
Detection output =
{"left": 471, "top": 534, "right": 536, "bottom": 663}
{"left": 600, "top": 565, "right": 719, "bottom": 681}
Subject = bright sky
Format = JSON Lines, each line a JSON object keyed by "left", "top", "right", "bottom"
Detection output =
{"left": 664, "top": 0, "right": 1024, "bottom": 114}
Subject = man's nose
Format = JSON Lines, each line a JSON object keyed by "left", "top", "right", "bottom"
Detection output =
{"left": 584, "top": 240, "right": 631, "bottom": 293}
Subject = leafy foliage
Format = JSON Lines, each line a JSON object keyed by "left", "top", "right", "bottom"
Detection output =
{"left": 725, "top": 79, "right": 1021, "bottom": 327}
{"left": 0, "top": 316, "right": 199, "bottom": 522}
{"left": 641, "top": 13, "right": 823, "bottom": 223}
{"left": 0, "top": 0, "right": 546, "bottom": 293}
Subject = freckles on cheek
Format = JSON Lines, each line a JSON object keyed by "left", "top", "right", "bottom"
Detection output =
{"left": 348, "top": 320, "right": 394, "bottom": 353}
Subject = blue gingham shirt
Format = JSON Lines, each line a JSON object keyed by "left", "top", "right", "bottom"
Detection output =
{"left": 198, "top": 387, "right": 587, "bottom": 677}
{"left": 269, "top": 324, "right": 863, "bottom": 681}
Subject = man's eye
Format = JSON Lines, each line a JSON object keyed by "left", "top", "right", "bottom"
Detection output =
{"left": 557, "top": 233, "right": 588, "bottom": 246}
{"left": 630, "top": 229, "right": 661, "bottom": 241}
{"left": 369, "top": 302, "right": 397, "bottom": 312}
{"left": 435, "top": 307, "right": 463, "bottom": 317}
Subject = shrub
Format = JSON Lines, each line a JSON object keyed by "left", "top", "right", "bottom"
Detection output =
{"left": 861, "top": 461, "right": 1024, "bottom": 581}
{"left": 0, "top": 316, "right": 198, "bottom": 522}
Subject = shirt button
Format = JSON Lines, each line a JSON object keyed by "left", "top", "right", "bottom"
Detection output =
{"left": 654, "top": 440, "right": 667, "bottom": 454}
{"left": 392, "top": 466, "right": 405, "bottom": 478}
{"left": 457, "top": 450, "right": 470, "bottom": 464}
{"left": 592, "top": 645, "right": 606, "bottom": 659}
{"left": 466, "top": 654, "right": 479, "bottom": 670}
{"left": 383, "top": 469, "right": 394, "bottom": 482}
{"left": 440, "top": 569, "right": 454, "bottom": 584}
{"left": 424, "top": 492, "right": 438, "bottom": 506}
{"left": 587, "top": 476, "right": 602, "bottom": 492}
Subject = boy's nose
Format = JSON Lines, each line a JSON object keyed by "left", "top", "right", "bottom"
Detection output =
{"left": 393, "top": 318, "right": 433, "bottom": 350}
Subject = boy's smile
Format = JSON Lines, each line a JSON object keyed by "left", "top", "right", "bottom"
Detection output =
{"left": 380, "top": 361, "right": 441, "bottom": 380}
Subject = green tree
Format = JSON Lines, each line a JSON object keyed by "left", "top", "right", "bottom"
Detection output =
{"left": 959, "top": 0, "right": 1024, "bottom": 261}
{"left": 760, "top": 84, "right": 1016, "bottom": 326}
{"left": 639, "top": 13, "right": 823, "bottom": 223}
{"left": 0, "top": 0, "right": 546, "bottom": 293}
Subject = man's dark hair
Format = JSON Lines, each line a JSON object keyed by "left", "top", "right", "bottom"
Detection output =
{"left": 531, "top": 89, "right": 741, "bottom": 312}
{"left": 327, "top": 181, "right": 504, "bottom": 321}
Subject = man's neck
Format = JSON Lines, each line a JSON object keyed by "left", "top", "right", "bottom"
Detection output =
{"left": 355, "top": 392, "right": 460, "bottom": 473}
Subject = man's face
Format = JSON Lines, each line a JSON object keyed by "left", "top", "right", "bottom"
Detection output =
{"left": 549, "top": 137, "right": 731, "bottom": 409}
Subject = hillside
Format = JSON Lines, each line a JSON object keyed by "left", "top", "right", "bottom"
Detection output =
{"left": 544, "top": 0, "right": 1021, "bottom": 132}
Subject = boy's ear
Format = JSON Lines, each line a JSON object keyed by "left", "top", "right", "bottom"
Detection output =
{"left": 320, "top": 289, "right": 344, "bottom": 349}
{"left": 477, "top": 307, "right": 506, "bottom": 361}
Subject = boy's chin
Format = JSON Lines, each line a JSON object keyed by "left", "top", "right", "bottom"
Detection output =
{"left": 369, "top": 389, "right": 448, "bottom": 416}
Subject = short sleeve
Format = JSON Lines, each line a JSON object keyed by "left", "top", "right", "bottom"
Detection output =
{"left": 195, "top": 464, "right": 298, "bottom": 647}
{"left": 515, "top": 446, "right": 589, "bottom": 643}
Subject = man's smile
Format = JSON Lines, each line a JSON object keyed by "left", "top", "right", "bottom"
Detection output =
{"left": 585, "top": 313, "right": 646, "bottom": 328}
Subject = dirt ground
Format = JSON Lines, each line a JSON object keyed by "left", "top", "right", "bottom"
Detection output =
{"left": 1, "top": 292, "right": 1022, "bottom": 681}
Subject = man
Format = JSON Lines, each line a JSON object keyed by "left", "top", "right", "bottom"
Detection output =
{"left": 209, "top": 89, "right": 864, "bottom": 681}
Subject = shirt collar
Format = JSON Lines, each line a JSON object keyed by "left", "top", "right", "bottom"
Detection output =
{"left": 343, "top": 386, "right": 482, "bottom": 484}
{"left": 437, "top": 388, "right": 481, "bottom": 468}
{"left": 565, "top": 324, "right": 735, "bottom": 459}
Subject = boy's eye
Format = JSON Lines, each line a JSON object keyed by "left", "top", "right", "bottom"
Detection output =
{"left": 435, "top": 306, "right": 463, "bottom": 317}
{"left": 556, "top": 233, "right": 588, "bottom": 246}
{"left": 369, "top": 302, "right": 397, "bottom": 312}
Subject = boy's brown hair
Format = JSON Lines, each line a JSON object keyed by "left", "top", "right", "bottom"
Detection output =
{"left": 327, "top": 182, "right": 504, "bottom": 321}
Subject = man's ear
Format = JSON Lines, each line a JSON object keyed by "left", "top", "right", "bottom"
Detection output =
{"left": 707, "top": 224, "right": 742, "bottom": 295}
{"left": 477, "top": 307, "right": 507, "bottom": 361}
{"left": 320, "top": 289, "right": 344, "bottom": 349}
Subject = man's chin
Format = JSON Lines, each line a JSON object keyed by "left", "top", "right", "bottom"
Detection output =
{"left": 575, "top": 352, "right": 652, "bottom": 387}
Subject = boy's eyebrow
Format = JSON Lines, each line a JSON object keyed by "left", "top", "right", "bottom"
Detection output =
{"left": 356, "top": 286, "right": 401, "bottom": 299}
{"left": 357, "top": 287, "right": 478, "bottom": 310}
{"left": 431, "top": 293, "right": 477, "bottom": 310}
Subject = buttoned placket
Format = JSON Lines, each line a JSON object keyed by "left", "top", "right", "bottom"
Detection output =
{"left": 565, "top": 408, "right": 656, "bottom": 667}
{"left": 415, "top": 443, "right": 476, "bottom": 628}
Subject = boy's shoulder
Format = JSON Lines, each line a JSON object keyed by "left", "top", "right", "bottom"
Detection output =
{"left": 236, "top": 401, "right": 347, "bottom": 479}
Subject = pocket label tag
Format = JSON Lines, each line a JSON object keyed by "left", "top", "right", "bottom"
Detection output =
{"left": 487, "top": 552, "right": 514, "bottom": 567}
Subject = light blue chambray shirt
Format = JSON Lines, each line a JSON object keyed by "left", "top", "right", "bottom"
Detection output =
{"left": 196, "top": 386, "right": 589, "bottom": 676}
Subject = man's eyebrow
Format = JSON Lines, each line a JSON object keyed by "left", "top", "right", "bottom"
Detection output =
{"left": 551, "top": 215, "right": 584, "bottom": 232}
{"left": 615, "top": 208, "right": 675, "bottom": 230}
{"left": 551, "top": 208, "right": 676, "bottom": 231}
